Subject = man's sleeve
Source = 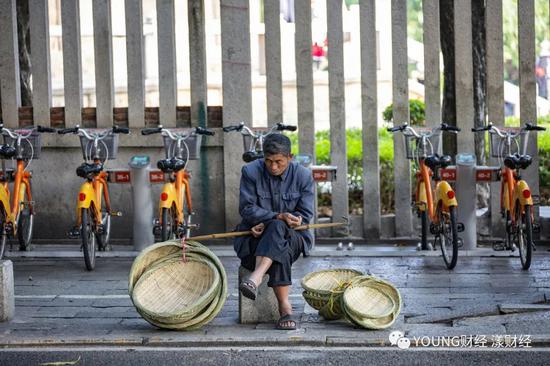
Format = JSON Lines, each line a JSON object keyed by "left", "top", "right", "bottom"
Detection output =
{"left": 291, "top": 168, "right": 315, "bottom": 224}
{"left": 239, "top": 166, "right": 278, "bottom": 226}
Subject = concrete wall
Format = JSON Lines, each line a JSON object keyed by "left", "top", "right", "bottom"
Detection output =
{"left": 30, "top": 130, "right": 225, "bottom": 243}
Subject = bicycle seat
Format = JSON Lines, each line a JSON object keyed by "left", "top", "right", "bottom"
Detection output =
{"left": 504, "top": 153, "right": 532, "bottom": 170}
{"left": 0, "top": 145, "right": 16, "bottom": 158}
{"left": 424, "top": 154, "right": 452, "bottom": 171}
{"left": 76, "top": 162, "right": 104, "bottom": 178}
{"left": 157, "top": 158, "right": 186, "bottom": 172}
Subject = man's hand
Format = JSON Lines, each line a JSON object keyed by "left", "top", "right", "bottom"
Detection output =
{"left": 277, "top": 213, "right": 302, "bottom": 228}
{"left": 251, "top": 222, "right": 265, "bottom": 238}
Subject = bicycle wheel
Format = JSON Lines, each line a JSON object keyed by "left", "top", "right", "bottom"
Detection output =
{"left": 96, "top": 210, "right": 111, "bottom": 251}
{"left": 515, "top": 202, "right": 533, "bottom": 270}
{"left": 437, "top": 205, "right": 459, "bottom": 270}
{"left": 161, "top": 207, "right": 176, "bottom": 242}
{"left": 81, "top": 207, "right": 96, "bottom": 270}
{"left": 0, "top": 223, "right": 7, "bottom": 259}
{"left": 420, "top": 210, "right": 429, "bottom": 250}
{"left": 17, "top": 183, "right": 34, "bottom": 251}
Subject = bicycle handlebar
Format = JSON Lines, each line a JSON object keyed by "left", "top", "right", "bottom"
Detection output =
{"left": 276, "top": 123, "right": 297, "bottom": 131}
{"left": 525, "top": 122, "right": 546, "bottom": 131}
{"left": 387, "top": 125, "right": 408, "bottom": 133}
{"left": 222, "top": 124, "right": 244, "bottom": 133}
{"left": 440, "top": 123, "right": 460, "bottom": 132}
{"left": 58, "top": 127, "right": 79, "bottom": 134}
{"left": 112, "top": 126, "right": 130, "bottom": 134}
{"left": 141, "top": 127, "right": 162, "bottom": 135}
{"left": 471, "top": 124, "right": 492, "bottom": 133}
{"left": 36, "top": 126, "right": 56, "bottom": 133}
{"left": 195, "top": 126, "right": 215, "bottom": 136}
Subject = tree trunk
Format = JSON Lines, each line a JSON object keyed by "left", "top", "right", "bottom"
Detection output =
{"left": 17, "top": 0, "right": 32, "bottom": 107}
{"left": 471, "top": 0, "right": 488, "bottom": 206}
{"left": 440, "top": 0, "right": 457, "bottom": 157}
{"left": 472, "top": 0, "right": 487, "bottom": 165}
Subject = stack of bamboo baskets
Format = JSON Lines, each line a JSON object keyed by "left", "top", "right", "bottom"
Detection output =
{"left": 128, "top": 240, "right": 227, "bottom": 330}
{"left": 301, "top": 269, "right": 401, "bottom": 330}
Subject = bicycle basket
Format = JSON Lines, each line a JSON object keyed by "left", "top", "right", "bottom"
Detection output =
{"left": 404, "top": 128, "right": 441, "bottom": 160}
{"left": 489, "top": 127, "right": 528, "bottom": 158}
{"left": 79, "top": 132, "right": 119, "bottom": 161}
{"left": 3, "top": 131, "right": 42, "bottom": 159}
{"left": 162, "top": 129, "right": 202, "bottom": 160}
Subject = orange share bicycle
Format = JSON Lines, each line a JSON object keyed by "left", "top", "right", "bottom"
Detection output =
{"left": 0, "top": 124, "right": 56, "bottom": 259}
{"left": 58, "top": 125, "right": 129, "bottom": 270}
{"left": 141, "top": 126, "right": 215, "bottom": 241}
{"left": 388, "top": 123, "right": 463, "bottom": 269}
{"left": 472, "top": 122, "right": 546, "bottom": 270}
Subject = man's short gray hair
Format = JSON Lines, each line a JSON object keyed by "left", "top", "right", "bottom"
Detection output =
{"left": 264, "top": 133, "right": 291, "bottom": 156}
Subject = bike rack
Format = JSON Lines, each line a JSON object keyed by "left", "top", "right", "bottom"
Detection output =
{"left": 438, "top": 156, "right": 500, "bottom": 250}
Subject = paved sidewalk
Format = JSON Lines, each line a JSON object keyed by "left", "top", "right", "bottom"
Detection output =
{"left": 1, "top": 246, "right": 550, "bottom": 364}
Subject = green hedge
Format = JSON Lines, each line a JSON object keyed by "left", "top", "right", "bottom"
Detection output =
{"left": 289, "top": 118, "right": 550, "bottom": 212}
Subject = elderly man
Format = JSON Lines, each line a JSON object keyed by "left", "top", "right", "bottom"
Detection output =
{"left": 234, "top": 133, "right": 314, "bottom": 330}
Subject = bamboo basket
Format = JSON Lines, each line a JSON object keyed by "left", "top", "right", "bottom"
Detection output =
{"left": 128, "top": 240, "right": 228, "bottom": 330}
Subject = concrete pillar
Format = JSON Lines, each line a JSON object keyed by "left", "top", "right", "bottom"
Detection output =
{"left": 125, "top": 0, "right": 146, "bottom": 129}
{"left": 486, "top": 0, "right": 505, "bottom": 237}
{"left": 453, "top": 0, "right": 475, "bottom": 154}
{"left": 157, "top": 0, "right": 177, "bottom": 127}
{"left": 518, "top": 0, "right": 540, "bottom": 221}
{"left": 360, "top": 0, "right": 380, "bottom": 239}
{"left": 422, "top": 0, "right": 440, "bottom": 131}
{"left": 294, "top": 0, "right": 315, "bottom": 161}
{"left": 221, "top": 0, "right": 252, "bottom": 230}
{"left": 391, "top": 0, "right": 412, "bottom": 237}
{"left": 188, "top": 0, "right": 208, "bottom": 128}
{"left": 0, "top": 260, "right": 14, "bottom": 322}
{"left": 238, "top": 266, "right": 279, "bottom": 324}
{"left": 61, "top": 0, "right": 82, "bottom": 127}
{"left": 0, "top": 0, "right": 21, "bottom": 127}
{"left": 93, "top": 0, "right": 114, "bottom": 128}
{"left": 264, "top": 0, "right": 283, "bottom": 127}
{"left": 29, "top": 0, "right": 52, "bottom": 126}
{"left": 327, "top": 0, "right": 348, "bottom": 236}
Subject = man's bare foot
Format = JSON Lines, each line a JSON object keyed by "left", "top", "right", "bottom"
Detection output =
{"left": 277, "top": 301, "right": 296, "bottom": 329}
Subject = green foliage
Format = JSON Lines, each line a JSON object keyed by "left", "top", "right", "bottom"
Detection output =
{"left": 382, "top": 99, "right": 426, "bottom": 126}
{"left": 289, "top": 123, "right": 549, "bottom": 212}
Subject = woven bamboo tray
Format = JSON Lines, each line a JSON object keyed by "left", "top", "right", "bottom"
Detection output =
{"left": 128, "top": 240, "right": 228, "bottom": 330}
{"left": 301, "top": 268, "right": 363, "bottom": 310}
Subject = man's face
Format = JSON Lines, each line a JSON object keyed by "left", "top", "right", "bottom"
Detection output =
{"left": 264, "top": 153, "right": 291, "bottom": 176}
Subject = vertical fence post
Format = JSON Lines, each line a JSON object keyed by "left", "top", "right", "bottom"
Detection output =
{"left": 422, "top": 0, "right": 440, "bottom": 130}
{"left": 264, "top": 0, "right": 282, "bottom": 127}
{"left": 360, "top": 0, "right": 380, "bottom": 239}
{"left": 294, "top": 0, "right": 315, "bottom": 161}
{"left": 125, "top": 0, "right": 146, "bottom": 128}
{"left": 221, "top": 0, "right": 252, "bottom": 230}
{"left": 93, "top": 0, "right": 114, "bottom": 128}
{"left": 29, "top": 0, "right": 52, "bottom": 126}
{"left": 188, "top": 0, "right": 208, "bottom": 128}
{"left": 486, "top": 0, "right": 505, "bottom": 237}
{"left": 0, "top": 0, "right": 21, "bottom": 127}
{"left": 157, "top": 0, "right": 177, "bottom": 127}
{"left": 327, "top": 0, "right": 348, "bottom": 236}
{"left": 454, "top": 0, "right": 475, "bottom": 153}
{"left": 518, "top": 0, "right": 539, "bottom": 222}
{"left": 61, "top": 0, "right": 82, "bottom": 127}
{"left": 391, "top": 0, "right": 412, "bottom": 237}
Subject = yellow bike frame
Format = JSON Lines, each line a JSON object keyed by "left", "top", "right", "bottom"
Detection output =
{"left": 415, "top": 160, "right": 458, "bottom": 222}
{"left": 75, "top": 167, "right": 111, "bottom": 227}
{"left": 159, "top": 169, "right": 192, "bottom": 227}
{"left": 501, "top": 167, "right": 533, "bottom": 223}
{"left": 0, "top": 160, "right": 33, "bottom": 232}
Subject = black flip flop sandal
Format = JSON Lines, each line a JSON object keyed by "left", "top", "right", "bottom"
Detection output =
{"left": 239, "top": 278, "right": 257, "bottom": 301}
{"left": 276, "top": 314, "right": 299, "bottom": 330}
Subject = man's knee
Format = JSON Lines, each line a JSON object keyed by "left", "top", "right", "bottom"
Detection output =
{"left": 265, "top": 219, "right": 287, "bottom": 233}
